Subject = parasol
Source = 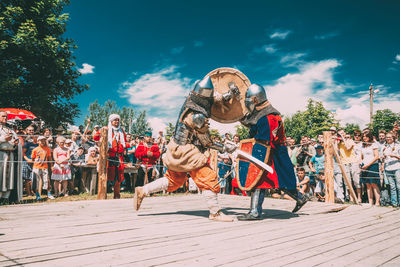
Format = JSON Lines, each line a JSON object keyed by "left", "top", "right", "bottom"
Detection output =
{"left": 0, "top": 108, "right": 37, "bottom": 120}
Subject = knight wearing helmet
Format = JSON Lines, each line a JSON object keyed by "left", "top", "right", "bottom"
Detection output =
{"left": 237, "top": 84, "right": 308, "bottom": 220}
{"left": 134, "top": 75, "right": 235, "bottom": 222}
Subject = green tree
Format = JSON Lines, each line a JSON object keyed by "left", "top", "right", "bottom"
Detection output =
{"left": 165, "top": 122, "right": 175, "bottom": 141}
{"left": 284, "top": 99, "right": 337, "bottom": 142}
{"left": 209, "top": 129, "right": 220, "bottom": 139}
{"left": 85, "top": 100, "right": 149, "bottom": 135}
{"left": 343, "top": 123, "right": 361, "bottom": 135}
{"left": 131, "top": 110, "right": 150, "bottom": 136}
{"left": 235, "top": 124, "right": 249, "bottom": 140}
{"left": 0, "top": 0, "right": 88, "bottom": 128}
{"left": 370, "top": 109, "right": 400, "bottom": 136}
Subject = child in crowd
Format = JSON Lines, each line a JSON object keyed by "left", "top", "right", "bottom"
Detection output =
{"left": 52, "top": 136, "right": 71, "bottom": 197}
{"left": 296, "top": 167, "right": 310, "bottom": 196}
{"left": 309, "top": 145, "right": 325, "bottom": 193}
{"left": 31, "top": 136, "right": 54, "bottom": 200}
{"left": 86, "top": 147, "right": 99, "bottom": 165}
{"left": 217, "top": 154, "right": 231, "bottom": 194}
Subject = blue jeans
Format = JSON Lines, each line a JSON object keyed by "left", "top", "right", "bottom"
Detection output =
{"left": 385, "top": 170, "right": 400, "bottom": 206}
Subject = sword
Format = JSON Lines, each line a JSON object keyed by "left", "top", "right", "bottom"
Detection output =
{"left": 236, "top": 150, "right": 274, "bottom": 174}
{"left": 212, "top": 170, "right": 232, "bottom": 189}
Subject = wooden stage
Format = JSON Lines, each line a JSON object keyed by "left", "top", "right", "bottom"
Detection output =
{"left": 1, "top": 195, "right": 400, "bottom": 266}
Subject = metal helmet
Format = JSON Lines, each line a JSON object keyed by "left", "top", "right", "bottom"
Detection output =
{"left": 245, "top": 83, "right": 267, "bottom": 113}
{"left": 192, "top": 75, "right": 214, "bottom": 98}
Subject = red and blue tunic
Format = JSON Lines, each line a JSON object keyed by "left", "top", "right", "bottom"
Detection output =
{"left": 250, "top": 114, "right": 297, "bottom": 189}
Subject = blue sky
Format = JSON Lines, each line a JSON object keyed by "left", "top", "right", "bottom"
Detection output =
{"left": 66, "top": 0, "right": 400, "bottom": 134}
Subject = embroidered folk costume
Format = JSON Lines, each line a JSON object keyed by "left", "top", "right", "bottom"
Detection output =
{"left": 107, "top": 114, "right": 128, "bottom": 199}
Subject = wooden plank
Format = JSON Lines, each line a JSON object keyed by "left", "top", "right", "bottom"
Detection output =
{"left": 0, "top": 195, "right": 399, "bottom": 266}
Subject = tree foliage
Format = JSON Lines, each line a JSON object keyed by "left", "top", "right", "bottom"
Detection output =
{"left": 209, "top": 129, "right": 220, "bottom": 139}
{"left": 370, "top": 109, "right": 400, "bottom": 136}
{"left": 85, "top": 100, "right": 149, "bottom": 135}
{"left": 165, "top": 122, "right": 175, "bottom": 141}
{"left": 343, "top": 123, "right": 361, "bottom": 135}
{"left": 284, "top": 99, "right": 337, "bottom": 142}
{"left": 0, "top": 0, "right": 88, "bottom": 128}
{"left": 235, "top": 124, "right": 249, "bottom": 140}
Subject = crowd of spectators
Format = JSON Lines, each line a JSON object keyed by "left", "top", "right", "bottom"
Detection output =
{"left": 285, "top": 125, "right": 400, "bottom": 206}
{"left": 1, "top": 110, "right": 400, "bottom": 207}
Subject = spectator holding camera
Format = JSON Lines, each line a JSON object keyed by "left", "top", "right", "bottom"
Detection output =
{"left": 295, "top": 136, "right": 315, "bottom": 184}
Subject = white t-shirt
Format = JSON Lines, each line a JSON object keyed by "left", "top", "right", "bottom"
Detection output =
{"left": 383, "top": 143, "right": 400, "bottom": 171}
{"left": 361, "top": 142, "right": 379, "bottom": 166}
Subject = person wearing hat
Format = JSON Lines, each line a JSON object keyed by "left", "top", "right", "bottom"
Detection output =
{"left": 238, "top": 83, "right": 308, "bottom": 220}
{"left": 134, "top": 129, "right": 160, "bottom": 186}
{"left": 107, "top": 114, "right": 129, "bottom": 199}
{"left": 31, "top": 136, "right": 54, "bottom": 200}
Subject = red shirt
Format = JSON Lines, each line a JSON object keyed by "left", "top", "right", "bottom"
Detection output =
{"left": 108, "top": 130, "right": 129, "bottom": 156}
{"left": 135, "top": 142, "right": 160, "bottom": 166}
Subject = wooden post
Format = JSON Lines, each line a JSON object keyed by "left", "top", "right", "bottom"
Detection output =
{"left": 97, "top": 127, "right": 108, "bottom": 200}
{"left": 332, "top": 146, "right": 360, "bottom": 205}
{"left": 144, "top": 165, "right": 148, "bottom": 185}
{"left": 323, "top": 131, "right": 335, "bottom": 203}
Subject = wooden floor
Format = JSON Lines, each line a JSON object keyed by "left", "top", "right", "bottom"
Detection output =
{"left": 1, "top": 194, "right": 400, "bottom": 267}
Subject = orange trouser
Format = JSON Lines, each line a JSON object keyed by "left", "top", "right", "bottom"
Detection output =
{"left": 166, "top": 165, "right": 220, "bottom": 194}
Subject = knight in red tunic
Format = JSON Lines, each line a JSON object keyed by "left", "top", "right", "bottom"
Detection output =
{"left": 107, "top": 114, "right": 129, "bottom": 199}
{"left": 237, "top": 84, "right": 308, "bottom": 220}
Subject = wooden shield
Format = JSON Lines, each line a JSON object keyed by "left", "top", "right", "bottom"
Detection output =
{"left": 206, "top": 67, "right": 250, "bottom": 123}
{"left": 235, "top": 138, "right": 271, "bottom": 191}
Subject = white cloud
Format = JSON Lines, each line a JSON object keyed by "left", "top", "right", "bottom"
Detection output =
{"left": 120, "top": 66, "right": 191, "bottom": 121}
{"left": 263, "top": 44, "right": 277, "bottom": 54}
{"left": 396, "top": 54, "right": 400, "bottom": 61}
{"left": 78, "top": 63, "right": 95, "bottom": 74}
{"left": 264, "top": 58, "right": 400, "bottom": 128}
{"left": 148, "top": 117, "right": 167, "bottom": 136}
{"left": 335, "top": 90, "right": 400, "bottom": 127}
{"left": 266, "top": 59, "right": 342, "bottom": 116}
{"left": 280, "top": 52, "right": 306, "bottom": 66}
{"left": 270, "top": 30, "right": 291, "bottom": 40}
{"left": 171, "top": 46, "right": 184, "bottom": 54}
{"left": 314, "top": 32, "right": 339, "bottom": 40}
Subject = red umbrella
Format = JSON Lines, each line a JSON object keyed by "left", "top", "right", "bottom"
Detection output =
{"left": 0, "top": 108, "right": 37, "bottom": 120}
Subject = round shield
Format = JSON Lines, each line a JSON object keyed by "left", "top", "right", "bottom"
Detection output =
{"left": 206, "top": 67, "right": 251, "bottom": 123}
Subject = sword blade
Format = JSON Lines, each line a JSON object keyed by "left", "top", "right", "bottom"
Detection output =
{"left": 236, "top": 150, "right": 274, "bottom": 174}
